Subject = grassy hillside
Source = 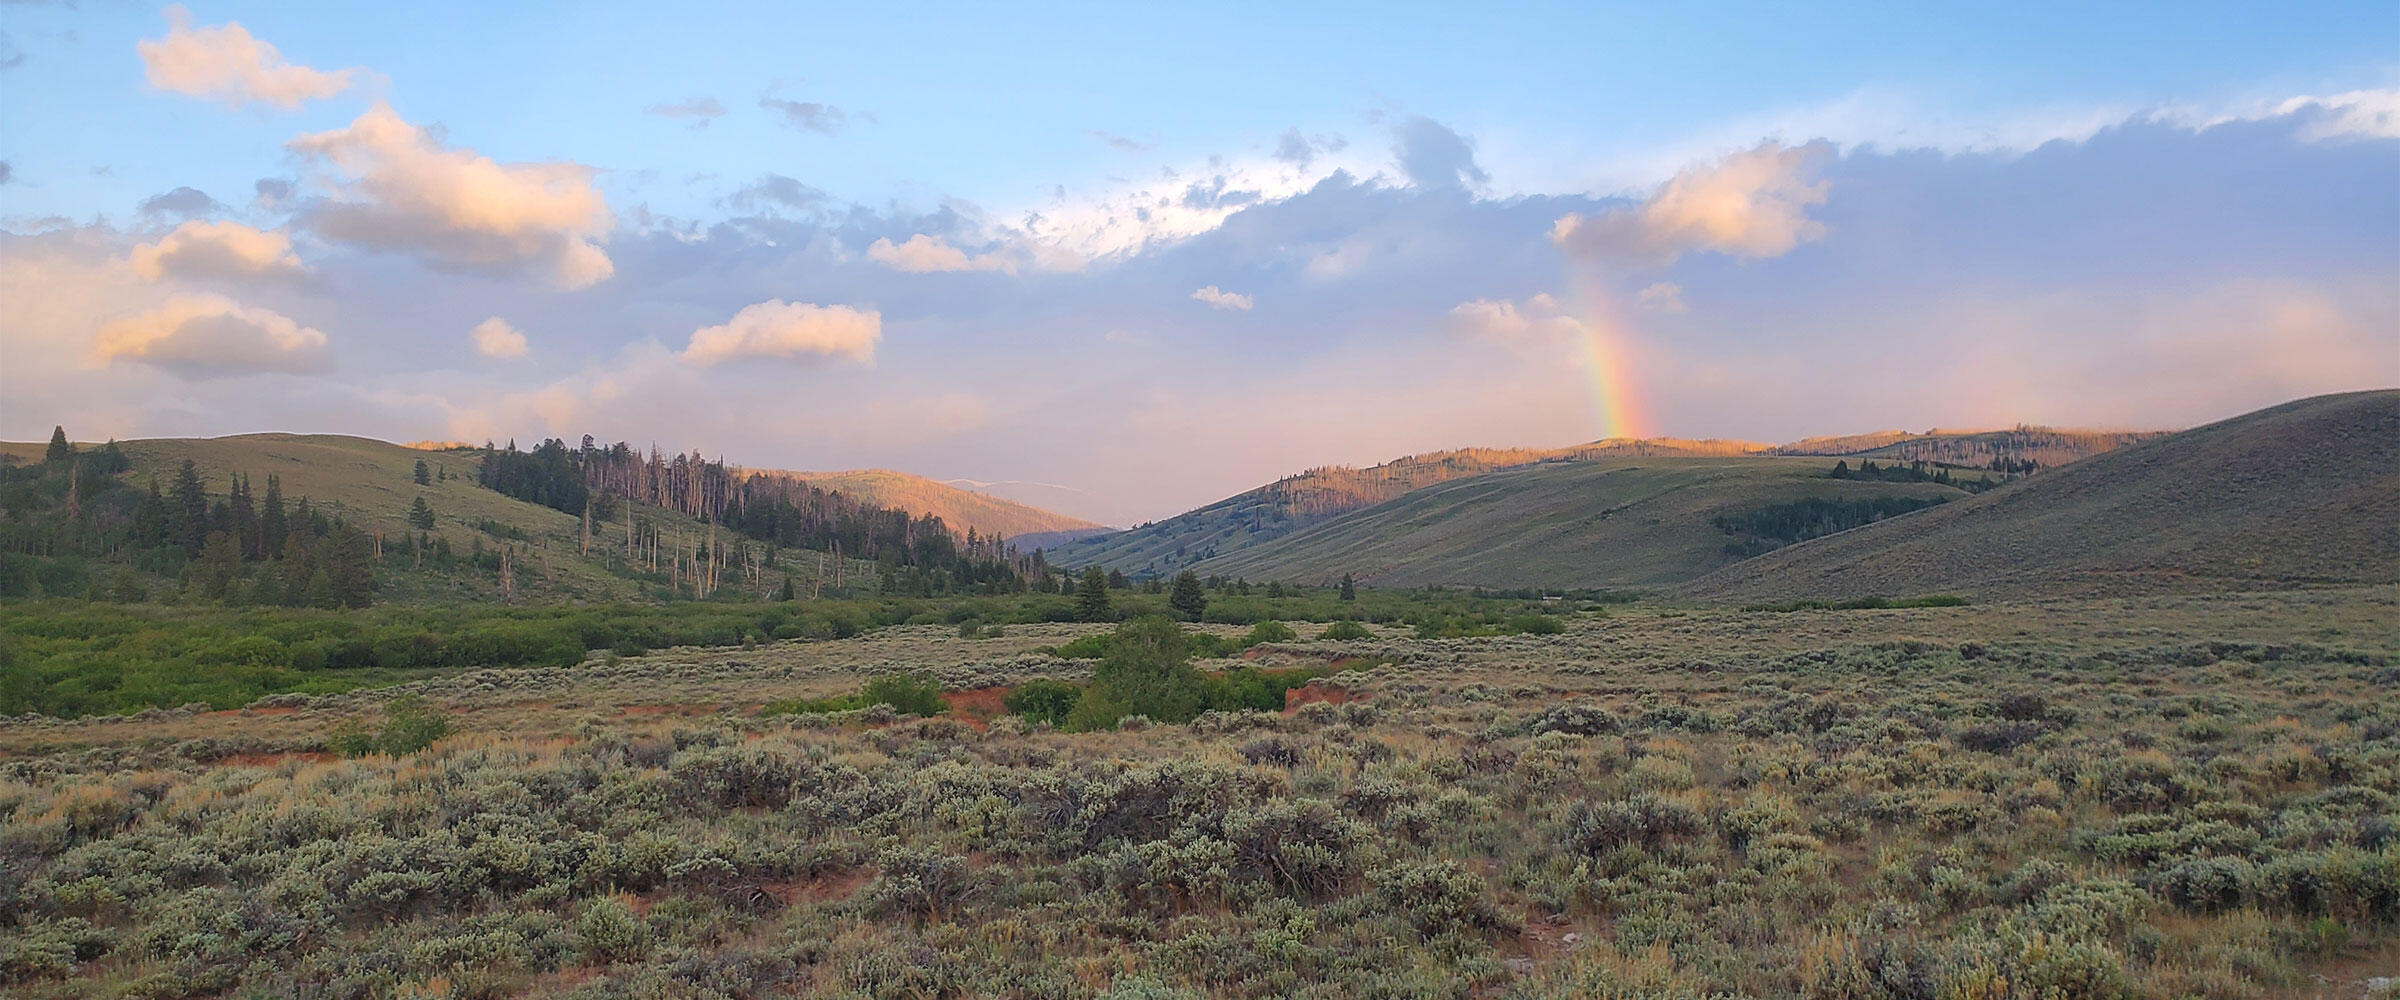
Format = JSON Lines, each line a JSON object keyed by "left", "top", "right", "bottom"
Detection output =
{"left": 757, "top": 467, "right": 1107, "bottom": 542}
{"left": 1054, "top": 437, "right": 1767, "bottom": 577}
{"left": 1774, "top": 425, "right": 2167, "bottom": 469}
{"left": 1687, "top": 389, "right": 2400, "bottom": 601}
{"left": 1191, "top": 455, "right": 1964, "bottom": 589}
{"left": 1, "top": 433, "right": 870, "bottom": 603}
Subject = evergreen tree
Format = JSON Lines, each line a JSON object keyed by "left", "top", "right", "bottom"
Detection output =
{"left": 44, "top": 426, "right": 74, "bottom": 463}
{"left": 259, "top": 475, "right": 288, "bottom": 560}
{"left": 408, "top": 496, "right": 437, "bottom": 530}
{"left": 1168, "top": 570, "right": 1207, "bottom": 621}
{"left": 1339, "top": 573, "right": 1357, "bottom": 601}
{"left": 413, "top": 459, "right": 431, "bottom": 486}
{"left": 168, "top": 460, "right": 208, "bottom": 553}
{"left": 1067, "top": 617, "right": 1205, "bottom": 729}
{"left": 1077, "top": 566, "right": 1112, "bottom": 622}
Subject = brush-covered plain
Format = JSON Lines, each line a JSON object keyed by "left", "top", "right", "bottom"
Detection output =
{"left": 2, "top": 588, "right": 2396, "bottom": 999}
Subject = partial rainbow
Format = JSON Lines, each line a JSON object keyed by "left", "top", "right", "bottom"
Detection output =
{"left": 1558, "top": 269, "right": 1648, "bottom": 441}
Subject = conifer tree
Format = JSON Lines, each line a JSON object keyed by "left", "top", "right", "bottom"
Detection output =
{"left": 1168, "top": 570, "right": 1207, "bottom": 621}
{"left": 1077, "top": 566, "right": 1112, "bottom": 622}
{"left": 413, "top": 459, "right": 431, "bottom": 486}
{"left": 45, "top": 426, "right": 73, "bottom": 463}
{"left": 408, "top": 496, "right": 437, "bottom": 531}
{"left": 1339, "top": 573, "right": 1357, "bottom": 602}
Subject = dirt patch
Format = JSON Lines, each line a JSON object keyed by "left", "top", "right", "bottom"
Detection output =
{"left": 943, "top": 687, "right": 1010, "bottom": 727}
{"left": 1284, "top": 684, "right": 1365, "bottom": 712}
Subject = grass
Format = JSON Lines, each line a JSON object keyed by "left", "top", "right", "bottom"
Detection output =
{"left": 1189, "top": 456, "right": 1966, "bottom": 590}
{"left": 0, "top": 586, "right": 2391, "bottom": 998}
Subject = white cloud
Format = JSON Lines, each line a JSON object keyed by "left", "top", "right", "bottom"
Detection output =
{"left": 1191, "top": 285, "right": 1254, "bottom": 311}
{"left": 867, "top": 234, "right": 1018, "bottom": 275}
{"left": 1552, "top": 140, "right": 1832, "bottom": 265}
{"left": 470, "top": 316, "right": 529, "bottom": 358}
{"left": 91, "top": 294, "right": 330, "bottom": 377}
{"left": 1635, "top": 281, "right": 1687, "bottom": 314}
{"left": 127, "top": 220, "right": 304, "bottom": 281}
{"left": 137, "top": 5, "right": 357, "bottom": 110}
{"left": 680, "top": 299, "right": 880, "bottom": 366}
{"left": 1447, "top": 293, "right": 1583, "bottom": 340}
{"left": 288, "top": 104, "right": 614, "bottom": 288}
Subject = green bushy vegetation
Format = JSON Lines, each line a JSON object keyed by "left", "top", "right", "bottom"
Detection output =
{"left": 762, "top": 674, "right": 947, "bottom": 718}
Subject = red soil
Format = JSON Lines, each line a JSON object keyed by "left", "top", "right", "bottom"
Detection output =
{"left": 1283, "top": 684, "right": 1365, "bottom": 712}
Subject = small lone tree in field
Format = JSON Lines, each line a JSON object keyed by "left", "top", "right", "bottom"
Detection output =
{"left": 1169, "top": 570, "right": 1207, "bottom": 621}
{"left": 1339, "top": 573, "right": 1357, "bottom": 602}
{"left": 1077, "top": 566, "right": 1112, "bottom": 622}
{"left": 413, "top": 459, "right": 431, "bottom": 485}
{"left": 45, "top": 426, "right": 74, "bottom": 463}
{"left": 408, "top": 496, "right": 437, "bottom": 531}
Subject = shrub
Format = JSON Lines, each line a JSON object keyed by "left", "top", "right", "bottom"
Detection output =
{"left": 1004, "top": 680, "right": 1084, "bottom": 727}
{"left": 1053, "top": 634, "right": 1112, "bottom": 660}
{"left": 1244, "top": 620, "right": 1298, "bottom": 646}
{"left": 1319, "top": 620, "right": 1374, "bottom": 641}
{"left": 577, "top": 895, "right": 648, "bottom": 963}
{"left": 861, "top": 675, "right": 947, "bottom": 717}
{"left": 1066, "top": 618, "right": 1207, "bottom": 730}
{"left": 1505, "top": 614, "right": 1564, "bottom": 635}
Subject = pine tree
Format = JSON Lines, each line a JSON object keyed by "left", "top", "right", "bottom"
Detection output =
{"left": 408, "top": 496, "right": 437, "bottom": 531}
{"left": 1168, "top": 570, "right": 1207, "bottom": 621}
{"left": 1339, "top": 573, "right": 1357, "bottom": 602}
{"left": 45, "top": 426, "right": 74, "bottom": 463}
{"left": 413, "top": 459, "right": 431, "bottom": 486}
{"left": 259, "top": 475, "right": 288, "bottom": 560}
{"left": 168, "top": 460, "right": 208, "bottom": 553}
{"left": 1077, "top": 566, "right": 1112, "bottom": 622}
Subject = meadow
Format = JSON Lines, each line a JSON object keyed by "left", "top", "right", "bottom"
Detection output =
{"left": 1, "top": 586, "right": 2393, "bottom": 998}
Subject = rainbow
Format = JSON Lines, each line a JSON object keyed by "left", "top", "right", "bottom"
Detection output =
{"left": 1558, "top": 269, "right": 1648, "bottom": 442}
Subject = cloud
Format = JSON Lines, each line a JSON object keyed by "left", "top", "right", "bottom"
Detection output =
{"left": 128, "top": 220, "right": 305, "bottom": 281}
{"left": 680, "top": 299, "right": 879, "bottom": 366}
{"left": 1552, "top": 140, "right": 1832, "bottom": 264}
{"left": 137, "top": 186, "right": 222, "bottom": 219}
{"left": 0, "top": 31, "right": 23, "bottom": 72}
{"left": 287, "top": 104, "right": 614, "bottom": 288}
{"left": 1087, "top": 129, "right": 1150, "bottom": 153}
{"left": 867, "top": 234, "right": 1017, "bottom": 275}
{"left": 0, "top": 162, "right": 12, "bottom": 185}
{"left": 760, "top": 97, "right": 847, "bottom": 133}
{"left": 647, "top": 97, "right": 725, "bottom": 127}
{"left": 725, "top": 173, "right": 828, "bottom": 214}
{"left": 253, "top": 177, "right": 293, "bottom": 207}
{"left": 136, "top": 5, "right": 357, "bottom": 110}
{"left": 1191, "top": 285, "right": 1254, "bottom": 310}
{"left": 1391, "top": 115, "right": 1489, "bottom": 191}
{"left": 1447, "top": 293, "right": 1582, "bottom": 340}
{"left": 91, "top": 294, "right": 330, "bottom": 377}
{"left": 470, "top": 316, "right": 528, "bottom": 358}
{"left": 1635, "top": 281, "right": 1687, "bottom": 314}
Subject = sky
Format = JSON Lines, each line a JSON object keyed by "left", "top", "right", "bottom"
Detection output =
{"left": 1, "top": 3, "right": 2395, "bottom": 526}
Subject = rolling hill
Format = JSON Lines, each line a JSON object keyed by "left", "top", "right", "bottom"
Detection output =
{"left": 1774, "top": 426, "right": 2168, "bottom": 470}
{"left": 1051, "top": 437, "right": 1769, "bottom": 577}
{"left": 0, "top": 433, "right": 873, "bottom": 602}
{"left": 1684, "top": 390, "right": 2400, "bottom": 601}
{"left": 1185, "top": 455, "right": 1966, "bottom": 590}
{"left": 743, "top": 467, "right": 1108, "bottom": 544}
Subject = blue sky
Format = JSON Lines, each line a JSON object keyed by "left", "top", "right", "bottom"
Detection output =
{"left": 1, "top": 3, "right": 2394, "bottom": 524}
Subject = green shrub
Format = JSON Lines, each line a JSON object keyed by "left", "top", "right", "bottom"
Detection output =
{"left": 1319, "top": 620, "right": 1373, "bottom": 641}
{"left": 1004, "top": 680, "right": 1084, "bottom": 727}
{"left": 1244, "top": 620, "right": 1298, "bottom": 646}
{"left": 1065, "top": 617, "right": 1208, "bottom": 731}
{"left": 1053, "top": 634, "right": 1113, "bottom": 660}
{"left": 1504, "top": 614, "right": 1564, "bottom": 635}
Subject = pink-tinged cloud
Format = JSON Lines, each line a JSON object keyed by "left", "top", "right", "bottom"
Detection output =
{"left": 680, "top": 300, "right": 880, "bottom": 366}
{"left": 92, "top": 294, "right": 331, "bottom": 377}
{"left": 1552, "top": 140, "right": 1833, "bottom": 264}
{"left": 867, "top": 235, "right": 1016, "bottom": 274}
{"left": 288, "top": 104, "right": 614, "bottom": 288}
{"left": 470, "top": 317, "right": 529, "bottom": 359}
{"left": 137, "top": 6, "right": 357, "bottom": 110}
{"left": 128, "top": 220, "right": 304, "bottom": 281}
